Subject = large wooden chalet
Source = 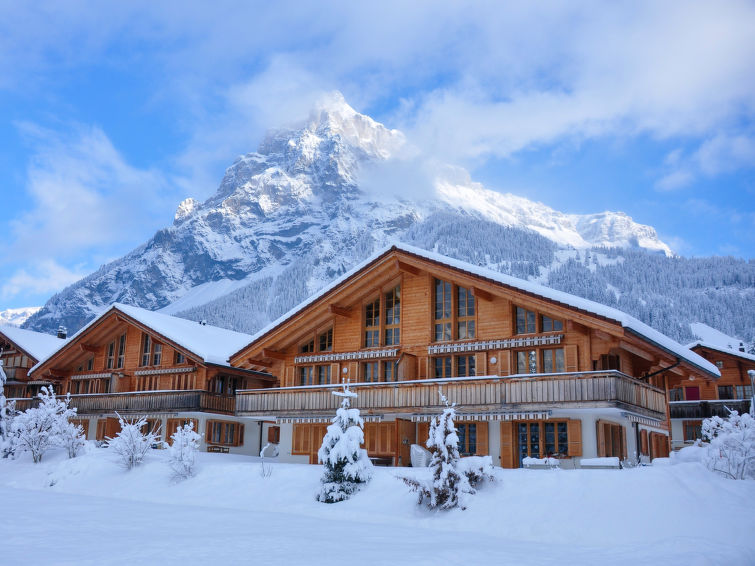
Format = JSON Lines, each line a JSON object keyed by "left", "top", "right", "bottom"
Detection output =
{"left": 0, "top": 325, "right": 66, "bottom": 399}
{"left": 667, "top": 341, "right": 754, "bottom": 449}
{"left": 229, "top": 245, "right": 720, "bottom": 468}
{"left": 25, "top": 304, "right": 275, "bottom": 453}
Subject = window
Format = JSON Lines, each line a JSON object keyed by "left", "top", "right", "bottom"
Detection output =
{"left": 434, "top": 279, "right": 476, "bottom": 342}
{"left": 715, "top": 360, "right": 724, "bottom": 369}
{"left": 383, "top": 361, "right": 396, "bottom": 382}
{"left": 718, "top": 385, "right": 735, "bottom": 400}
{"left": 457, "top": 286, "right": 475, "bottom": 339}
{"left": 384, "top": 286, "right": 401, "bottom": 346}
{"left": 518, "top": 421, "right": 570, "bottom": 464}
{"left": 174, "top": 351, "right": 186, "bottom": 364}
{"left": 165, "top": 418, "right": 198, "bottom": 445}
{"left": 116, "top": 333, "right": 126, "bottom": 369}
{"left": 86, "top": 357, "right": 94, "bottom": 371}
{"left": 267, "top": 426, "right": 281, "bottom": 444}
{"left": 683, "top": 421, "right": 702, "bottom": 442}
{"left": 140, "top": 334, "right": 152, "bottom": 367}
{"left": 299, "top": 366, "right": 314, "bottom": 386}
{"left": 736, "top": 385, "right": 753, "bottom": 399}
{"left": 457, "top": 355, "right": 476, "bottom": 377}
{"left": 433, "top": 355, "right": 477, "bottom": 378}
{"left": 363, "top": 362, "right": 379, "bottom": 382}
{"left": 515, "top": 306, "right": 536, "bottom": 334}
{"left": 433, "top": 356, "right": 452, "bottom": 379}
{"left": 516, "top": 350, "right": 538, "bottom": 374}
{"left": 106, "top": 341, "right": 115, "bottom": 370}
{"left": 685, "top": 386, "right": 700, "bottom": 401}
{"left": 299, "top": 339, "right": 315, "bottom": 354}
{"left": 152, "top": 343, "right": 162, "bottom": 366}
{"left": 318, "top": 328, "right": 333, "bottom": 352}
{"left": 206, "top": 420, "right": 243, "bottom": 446}
{"left": 541, "top": 315, "right": 563, "bottom": 332}
{"left": 668, "top": 388, "right": 683, "bottom": 402}
{"left": 364, "top": 298, "right": 380, "bottom": 347}
{"left": 542, "top": 348, "right": 565, "bottom": 373}
{"left": 316, "top": 365, "right": 331, "bottom": 385}
{"left": 457, "top": 423, "right": 477, "bottom": 456}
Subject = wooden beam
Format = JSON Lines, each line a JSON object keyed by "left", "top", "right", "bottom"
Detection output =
{"left": 395, "top": 260, "right": 422, "bottom": 276}
{"left": 470, "top": 287, "right": 494, "bottom": 302}
{"left": 567, "top": 320, "right": 590, "bottom": 334}
{"left": 619, "top": 340, "right": 655, "bottom": 362}
{"left": 329, "top": 304, "right": 352, "bottom": 318}
{"left": 262, "top": 348, "right": 286, "bottom": 361}
{"left": 247, "top": 358, "right": 273, "bottom": 369}
{"left": 592, "top": 328, "right": 614, "bottom": 342}
{"left": 79, "top": 343, "right": 98, "bottom": 353}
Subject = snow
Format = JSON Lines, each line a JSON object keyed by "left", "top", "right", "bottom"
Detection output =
{"left": 1, "top": 447, "right": 753, "bottom": 565}
{"left": 243, "top": 244, "right": 720, "bottom": 378}
{"left": 29, "top": 303, "right": 256, "bottom": 374}
{"left": 580, "top": 457, "right": 622, "bottom": 468}
{"left": 689, "top": 322, "right": 745, "bottom": 349}
{"left": 0, "top": 306, "right": 41, "bottom": 327}
{"left": 0, "top": 324, "right": 65, "bottom": 361}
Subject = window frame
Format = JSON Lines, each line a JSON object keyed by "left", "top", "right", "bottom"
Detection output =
{"left": 432, "top": 278, "right": 477, "bottom": 343}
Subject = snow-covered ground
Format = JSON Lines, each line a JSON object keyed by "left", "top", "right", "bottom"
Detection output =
{"left": 1, "top": 447, "right": 753, "bottom": 565}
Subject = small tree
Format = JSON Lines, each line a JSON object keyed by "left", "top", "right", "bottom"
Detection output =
{"left": 316, "top": 384, "right": 373, "bottom": 503}
{"left": 57, "top": 419, "right": 87, "bottom": 459}
{"left": 12, "top": 386, "right": 76, "bottom": 463}
{"left": 107, "top": 413, "right": 160, "bottom": 470}
{"left": 0, "top": 354, "right": 9, "bottom": 455}
{"left": 702, "top": 408, "right": 755, "bottom": 480}
{"left": 168, "top": 421, "right": 200, "bottom": 480}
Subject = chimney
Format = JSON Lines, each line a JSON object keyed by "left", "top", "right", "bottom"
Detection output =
{"left": 57, "top": 326, "right": 67, "bottom": 339}
{"left": 740, "top": 342, "right": 745, "bottom": 353}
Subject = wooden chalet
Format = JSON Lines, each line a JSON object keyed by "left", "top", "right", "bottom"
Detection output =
{"left": 25, "top": 304, "right": 275, "bottom": 454}
{"left": 0, "top": 325, "right": 66, "bottom": 399}
{"left": 667, "top": 341, "right": 755, "bottom": 449}
{"left": 229, "top": 245, "right": 720, "bottom": 468}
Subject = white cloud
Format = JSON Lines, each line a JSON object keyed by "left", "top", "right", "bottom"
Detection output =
{"left": 1, "top": 260, "right": 87, "bottom": 300}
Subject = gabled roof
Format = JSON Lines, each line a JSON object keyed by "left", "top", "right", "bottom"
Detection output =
{"left": 232, "top": 244, "right": 720, "bottom": 378}
{"left": 0, "top": 325, "right": 66, "bottom": 362}
{"left": 29, "top": 303, "right": 256, "bottom": 374}
{"left": 687, "top": 341, "right": 755, "bottom": 364}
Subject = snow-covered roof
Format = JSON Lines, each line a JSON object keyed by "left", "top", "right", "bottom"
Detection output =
{"left": 686, "top": 341, "right": 755, "bottom": 364}
{"left": 239, "top": 244, "right": 720, "bottom": 378}
{"left": 0, "top": 325, "right": 66, "bottom": 361}
{"left": 29, "top": 303, "right": 257, "bottom": 374}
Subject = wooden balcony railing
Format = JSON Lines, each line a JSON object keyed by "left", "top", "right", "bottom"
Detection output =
{"left": 235, "top": 371, "right": 667, "bottom": 419}
{"left": 9, "top": 390, "right": 236, "bottom": 416}
{"left": 669, "top": 399, "right": 751, "bottom": 420}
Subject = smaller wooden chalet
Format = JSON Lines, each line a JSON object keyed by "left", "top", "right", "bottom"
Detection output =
{"left": 667, "top": 341, "right": 755, "bottom": 449}
{"left": 229, "top": 245, "right": 720, "bottom": 468}
{"left": 26, "top": 304, "right": 275, "bottom": 454}
{"left": 0, "top": 325, "right": 66, "bottom": 398}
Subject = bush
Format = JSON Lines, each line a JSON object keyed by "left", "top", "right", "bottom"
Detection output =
{"left": 702, "top": 409, "right": 755, "bottom": 480}
{"left": 168, "top": 421, "right": 200, "bottom": 480}
{"left": 12, "top": 387, "right": 77, "bottom": 463}
{"left": 107, "top": 414, "right": 160, "bottom": 470}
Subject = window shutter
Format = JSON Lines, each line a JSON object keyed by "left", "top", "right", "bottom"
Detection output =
{"left": 476, "top": 422, "right": 489, "bottom": 456}
{"left": 238, "top": 423, "right": 245, "bottom": 446}
{"left": 565, "top": 345, "right": 578, "bottom": 372}
{"left": 499, "top": 351, "right": 511, "bottom": 376}
{"left": 268, "top": 426, "right": 280, "bottom": 443}
{"left": 567, "top": 419, "right": 582, "bottom": 457}
{"left": 96, "top": 419, "right": 106, "bottom": 441}
{"left": 475, "top": 353, "right": 486, "bottom": 376}
{"left": 596, "top": 420, "right": 606, "bottom": 457}
{"left": 499, "top": 421, "right": 515, "bottom": 468}
{"left": 640, "top": 429, "right": 649, "bottom": 455}
{"left": 417, "top": 422, "right": 430, "bottom": 448}
{"left": 364, "top": 423, "right": 376, "bottom": 454}
{"left": 330, "top": 363, "right": 339, "bottom": 384}
{"left": 205, "top": 420, "right": 213, "bottom": 443}
{"left": 285, "top": 366, "right": 294, "bottom": 387}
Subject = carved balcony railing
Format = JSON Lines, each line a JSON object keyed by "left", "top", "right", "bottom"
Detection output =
{"left": 669, "top": 399, "right": 751, "bottom": 420}
{"left": 235, "top": 370, "right": 667, "bottom": 420}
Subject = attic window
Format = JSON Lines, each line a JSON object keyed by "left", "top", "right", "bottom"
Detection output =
{"left": 541, "top": 315, "right": 563, "bottom": 332}
{"left": 318, "top": 328, "right": 333, "bottom": 352}
{"left": 715, "top": 361, "right": 724, "bottom": 369}
{"left": 299, "top": 339, "right": 315, "bottom": 354}
{"left": 515, "top": 307, "right": 536, "bottom": 334}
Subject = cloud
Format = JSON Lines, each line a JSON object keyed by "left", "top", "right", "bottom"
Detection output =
{"left": 1, "top": 260, "right": 87, "bottom": 300}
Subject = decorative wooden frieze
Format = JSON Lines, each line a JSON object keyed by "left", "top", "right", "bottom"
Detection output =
{"left": 427, "top": 334, "right": 563, "bottom": 355}
{"left": 70, "top": 372, "right": 113, "bottom": 380}
{"left": 410, "top": 410, "right": 552, "bottom": 422}
{"left": 133, "top": 366, "right": 197, "bottom": 376}
{"left": 294, "top": 348, "right": 399, "bottom": 364}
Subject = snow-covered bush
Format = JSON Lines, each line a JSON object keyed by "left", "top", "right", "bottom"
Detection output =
{"left": 107, "top": 414, "right": 160, "bottom": 470}
{"left": 0, "top": 356, "right": 10, "bottom": 456}
{"left": 57, "top": 419, "right": 87, "bottom": 459}
{"left": 404, "top": 391, "right": 482, "bottom": 510}
{"left": 702, "top": 409, "right": 755, "bottom": 480}
{"left": 12, "top": 387, "right": 76, "bottom": 463}
{"left": 168, "top": 421, "right": 200, "bottom": 480}
{"left": 316, "top": 385, "right": 373, "bottom": 503}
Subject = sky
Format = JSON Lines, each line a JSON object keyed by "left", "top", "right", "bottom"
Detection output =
{"left": 0, "top": 1, "right": 754, "bottom": 311}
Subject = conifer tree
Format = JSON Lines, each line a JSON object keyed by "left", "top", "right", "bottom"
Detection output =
{"left": 316, "top": 383, "right": 373, "bottom": 503}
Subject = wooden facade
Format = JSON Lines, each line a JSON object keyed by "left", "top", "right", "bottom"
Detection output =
{"left": 0, "top": 327, "right": 64, "bottom": 399}
{"left": 230, "top": 246, "right": 718, "bottom": 467}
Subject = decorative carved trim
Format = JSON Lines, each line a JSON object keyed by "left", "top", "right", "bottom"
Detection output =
{"left": 133, "top": 366, "right": 197, "bottom": 376}
{"left": 294, "top": 348, "right": 399, "bottom": 364}
{"left": 427, "top": 334, "right": 563, "bottom": 355}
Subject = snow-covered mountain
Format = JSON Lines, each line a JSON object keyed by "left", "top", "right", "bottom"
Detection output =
{"left": 25, "top": 93, "right": 753, "bottom": 344}
{"left": 0, "top": 306, "right": 41, "bottom": 327}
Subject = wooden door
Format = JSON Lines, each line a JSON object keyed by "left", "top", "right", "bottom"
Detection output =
{"left": 396, "top": 419, "right": 416, "bottom": 467}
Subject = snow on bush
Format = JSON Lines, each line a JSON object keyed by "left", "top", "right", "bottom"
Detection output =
{"left": 168, "top": 421, "right": 200, "bottom": 480}
{"left": 404, "top": 391, "right": 491, "bottom": 510}
{"left": 316, "top": 384, "right": 373, "bottom": 503}
{"left": 0, "top": 355, "right": 10, "bottom": 456}
{"left": 12, "top": 387, "right": 78, "bottom": 463}
{"left": 58, "top": 419, "right": 87, "bottom": 459}
{"left": 107, "top": 414, "right": 160, "bottom": 470}
{"left": 702, "top": 409, "right": 755, "bottom": 480}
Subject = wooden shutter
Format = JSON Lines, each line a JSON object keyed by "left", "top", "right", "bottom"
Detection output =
{"left": 285, "top": 366, "right": 294, "bottom": 387}
{"left": 500, "top": 421, "right": 515, "bottom": 468}
{"left": 418, "top": 422, "right": 430, "bottom": 448}
{"left": 620, "top": 425, "right": 627, "bottom": 459}
{"left": 268, "top": 426, "right": 280, "bottom": 443}
{"left": 205, "top": 420, "right": 213, "bottom": 443}
{"left": 475, "top": 353, "right": 487, "bottom": 376}
{"left": 475, "top": 422, "right": 489, "bottom": 456}
{"left": 567, "top": 419, "right": 582, "bottom": 457}
{"left": 292, "top": 424, "right": 308, "bottom": 454}
{"left": 640, "top": 429, "right": 649, "bottom": 455}
{"left": 96, "top": 419, "right": 106, "bottom": 441}
{"left": 237, "top": 423, "right": 245, "bottom": 446}
{"left": 596, "top": 420, "right": 605, "bottom": 457}
{"left": 565, "top": 345, "right": 578, "bottom": 372}
{"left": 499, "top": 351, "right": 511, "bottom": 376}
{"left": 330, "top": 363, "right": 340, "bottom": 384}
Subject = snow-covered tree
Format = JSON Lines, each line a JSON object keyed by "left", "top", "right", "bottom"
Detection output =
{"left": 0, "top": 353, "right": 9, "bottom": 454}
{"left": 107, "top": 414, "right": 160, "bottom": 470}
{"left": 57, "top": 419, "right": 87, "bottom": 459}
{"left": 12, "top": 387, "right": 76, "bottom": 463}
{"left": 702, "top": 409, "right": 755, "bottom": 480}
{"left": 404, "top": 390, "right": 473, "bottom": 510}
{"left": 316, "top": 384, "right": 373, "bottom": 503}
{"left": 168, "top": 421, "right": 200, "bottom": 480}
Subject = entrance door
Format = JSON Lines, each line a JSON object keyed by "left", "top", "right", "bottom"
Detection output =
{"left": 396, "top": 419, "right": 416, "bottom": 467}
{"left": 685, "top": 386, "right": 700, "bottom": 401}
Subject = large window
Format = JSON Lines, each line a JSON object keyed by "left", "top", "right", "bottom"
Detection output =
{"left": 316, "top": 365, "right": 331, "bottom": 385}
{"left": 434, "top": 279, "right": 476, "bottom": 342}
{"left": 318, "top": 328, "right": 333, "bottom": 352}
{"left": 542, "top": 348, "right": 565, "bottom": 373}
{"left": 364, "top": 298, "right": 380, "bottom": 347}
{"left": 106, "top": 341, "right": 115, "bottom": 370}
{"left": 737, "top": 385, "right": 754, "bottom": 399}
{"left": 207, "top": 420, "right": 243, "bottom": 446}
{"left": 383, "top": 361, "right": 396, "bottom": 382}
{"left": 541, "top": 315, "right": 563, "bottom": 332}
{"left": 718, "top": 385, "right": 735, "bottom": 400}
{"left": 152, "top": 343, "right": 163, "bottom": 366}
{"left": 517, "top": 350, "right": 538, "bottom": 374}
{"left": 299, "top": 366, "right": 314, "bottom": 386}
{"left": 457, "top": 355, "right": 476, "bottom": 377}
{"left": 433, "top": 356, "right": 452, "bottom": 379}
{"left": 363, "top": 362, "right": 379, "bottom": 382}
{"left": 140, "top": 334, "right": 152, "bottom": 367}
{"left": 457, "top": 423, "right": 477, "bottom": 456}
{"left": 384, "top": 286, "right": 400, "bottom": 346}
{"left": 518, "top": 421, "right": 570, "bottom": 464}
{"left": 116, "top": 333, "right": 126, "bottom": 369}
{"left": 515, "top": 306, "right": 563, "bottom": 335}
{"left": 363, "top": 285, "right": 402, "bottom": 348}
{"left": 431, "top": 355, "right": 476, "bottom": 378}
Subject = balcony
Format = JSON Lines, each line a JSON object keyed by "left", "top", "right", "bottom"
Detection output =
{"left": 669, "top": 399, "right": 752, "bottom": 420}
{"left": 235, "top": 370, "right": 667, "bottom": 420}
{"left": 10, "top": 390, "right": 236, "bottom": 416}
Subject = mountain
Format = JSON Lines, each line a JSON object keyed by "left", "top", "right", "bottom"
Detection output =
{"left": 23, "top": 93, "right": 755, "bottom": 345}
{"left": 0, "top": 306, "right": 41, "bottom": 327}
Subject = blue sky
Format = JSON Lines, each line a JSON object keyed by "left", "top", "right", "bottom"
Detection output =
{"left": 1, "top": 1, "right": 754, "bottom": 310}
